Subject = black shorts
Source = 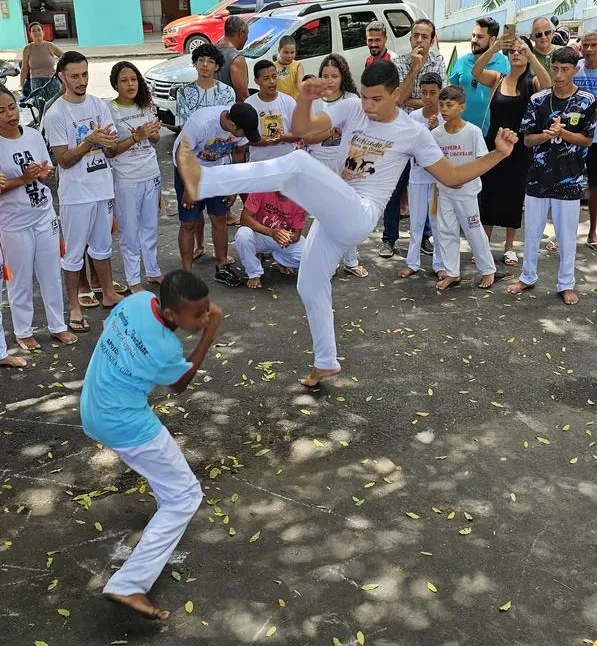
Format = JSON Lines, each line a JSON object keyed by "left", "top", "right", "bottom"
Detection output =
{"left": 587, "top": 143, "right": 597, "bottom": 188}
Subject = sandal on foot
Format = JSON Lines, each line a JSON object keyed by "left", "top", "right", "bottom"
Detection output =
{"left": 343, "top": 265, "right": 369, "bottom": 278}
{"left": 503, "top": 250, "right": 518, "bottom": 266}
{"left": 78, "top": 291, "right": 100, "bottom": 308}
{"left": 92, "top": 282, "right": 128, "bottom": 295}
{"left": 68, "top": 317, "right": 89, "bottom": 333}
{"left": 546, "top": 240, "right": 559, "bottom": 252}
{"left": 586, "top": 241, "right": 597, "bottom": 252}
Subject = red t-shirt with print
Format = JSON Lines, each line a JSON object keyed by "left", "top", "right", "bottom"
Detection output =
{"left": 245, "top": 192, "right": 306, "bottom": 230}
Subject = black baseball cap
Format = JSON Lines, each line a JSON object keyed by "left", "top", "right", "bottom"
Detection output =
{"left": 229, "top": 102, "right": 260, "bottom": 143}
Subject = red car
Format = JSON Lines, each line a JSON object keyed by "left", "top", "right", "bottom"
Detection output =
{"left": 162, "top": 0, "right": 256, "bottom": 54}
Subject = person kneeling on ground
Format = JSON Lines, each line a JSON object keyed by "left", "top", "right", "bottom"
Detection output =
{"left": 234, "top": 191, "right": 306, "bottom": 288}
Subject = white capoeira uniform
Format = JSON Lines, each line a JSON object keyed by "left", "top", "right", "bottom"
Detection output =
{"left": 0, "top": 248, "right": 7, "bottom": 360}
{"left": 0, "top": 126, "right": 68, "bottom": 340}
{"left": 44, "top": 95, "right": 115, "bottom": 272}
{"left": 108, "top": 100, "right": 162, "bottom": 286}
{"left": 432, "top": 122, "right": 496, "bottom": 277}
{"left": 406, "top": 109, "right": 445, "bottom": 274}
{"left": 181, "top": 102, "right": 444, "bottom": 370}
{"left": 307, "top": 92, "right": 362, "bottom": 269}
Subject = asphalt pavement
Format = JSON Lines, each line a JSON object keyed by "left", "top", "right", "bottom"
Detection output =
{"left": 1, "top": 132, "right": 597, "bottom": 646}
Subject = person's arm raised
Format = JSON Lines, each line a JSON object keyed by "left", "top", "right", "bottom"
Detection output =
{"left": 396, "top": 50, "right": 424, "bottom": 106}
{"left": 519, "top": 39, "right": 551, "bottom": 90}
{"left": 471, "top": 37, "right": 511, "bottom": 88}
{"left": 291, "top": 78, "right": 332, "bottom": 136}
{"left": 426, "top": 127, "right": 517, "bottom": 188}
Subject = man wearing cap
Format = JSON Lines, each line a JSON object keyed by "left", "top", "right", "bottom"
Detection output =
{"left": 172, "top": 103, "right": 260, "bottom": 286}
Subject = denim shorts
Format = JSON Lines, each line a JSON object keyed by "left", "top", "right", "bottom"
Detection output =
{"left": 174, "top": 166, "right": 228, "bottom": 222}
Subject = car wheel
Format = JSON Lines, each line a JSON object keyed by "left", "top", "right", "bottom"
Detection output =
{"left": 185, "top": 35, "right": 209, "bottom": 53}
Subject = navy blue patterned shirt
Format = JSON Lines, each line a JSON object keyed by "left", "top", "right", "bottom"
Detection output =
{"left": 521, "top": 88, "right": 597, "bottom": 200}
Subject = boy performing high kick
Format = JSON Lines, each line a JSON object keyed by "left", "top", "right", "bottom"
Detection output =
{"left": 178, "top": 61, "right": 518, "bottom": 387}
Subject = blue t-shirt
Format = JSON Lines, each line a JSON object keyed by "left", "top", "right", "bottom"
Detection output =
{"left": 80, "top": 292, "right": 193, "bottom": 448}
{"left": 574, "top": 59, "right": 597, "bottom": 97}
{"left": 449, "top": 52, "right": 510, "bottom": 135}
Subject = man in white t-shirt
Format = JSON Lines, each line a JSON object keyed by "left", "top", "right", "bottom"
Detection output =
{"left": 44, "top": 51, "right": 123, "bottom": 332}
{"left": 176, "top": 61, "right": 518, "bottom": 387}
{"left": 245, "top": 60, "right": 300, "bottom": 162}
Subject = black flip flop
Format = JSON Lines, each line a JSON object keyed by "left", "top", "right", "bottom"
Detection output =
{"left": 68, "top": 317, "right": 89, "bottom": 333}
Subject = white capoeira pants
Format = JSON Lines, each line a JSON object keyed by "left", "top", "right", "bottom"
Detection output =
{"left": 0, "top": 249, "right": 7, "bottom": 360}
{"left": 521, "top": 195, "right": 580, "bottom": 292}
{"left": 1, "top": 216, "right": 67, "bottom": 339}
{"left": 114, "top": 176, "right": 162, "bottom": 286}
{"left": 199, "top": 150, "right": 380, "bottom": 370}
{"left": 406, "top": 184, "right": 444, "bottom": 273}
{"left": 60, "top": 199, "right": 113, "bottom": 272}
{"left": 234, "top": 227, "right": 305, "bottom": 278}
{"left": 437, "top": 193, "right": 496, "bottom": 277}
{"left": 102, "top": 427, "right": 203, "bottom": 596}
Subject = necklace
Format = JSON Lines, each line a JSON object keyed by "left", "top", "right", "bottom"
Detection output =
{"left": 550, "top": 90, "right": 576, "bottom": 117}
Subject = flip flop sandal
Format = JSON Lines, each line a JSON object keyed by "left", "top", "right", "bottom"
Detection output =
{"left": 546, "top": 240, "right": 559, "bottom": 252}
{"left": 51, "top": 333, "right": 78, "bottom": 346}
{"left": 586, "top": 241, "right": 597, "bottom": 252}
{"left": 503, "top": 250, "right": 519, "bottom": 266}
{"left": 78, "top": 291, "right": 100, "bottom": 308}
{"left": 17, "top": 338, "right": 41, "bottom": 352}
{"left": 68, "top": 317, "right": 89, "bottom": 333}
{"left": 436, "top": 277, "right": 461, "bottom": 290}
{"left": 92, "top": 282, "right": 128, "bottom": 295}
{"left": 343, "top": 265, "right": 369, "bottom": 278}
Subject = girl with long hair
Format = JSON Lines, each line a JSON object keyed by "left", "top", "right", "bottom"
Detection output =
{"left": 107, "top": 62, "right": 163, "bottom": 293}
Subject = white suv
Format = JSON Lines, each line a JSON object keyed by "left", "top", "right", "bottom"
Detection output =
{"left": 145, "top": 0, "right": 431, "bottom": 129}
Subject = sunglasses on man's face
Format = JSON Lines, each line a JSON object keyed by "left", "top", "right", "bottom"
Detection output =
{"left": 533, "top": 30, "right": 553, "bottom": 38}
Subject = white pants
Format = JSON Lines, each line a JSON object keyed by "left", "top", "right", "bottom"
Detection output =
{"left": 0, "top": 250, "right": 6, "bottom": 360}
{"left": 1, "top": 217, "right": 67, "bottom": 339}
{"left": 406, "top": 184, "right": 444, "bottom": 273}
{"left": 521, "top": 195, "right": 580, "bottom": 291}
{"left": 234, "top": 227, "right": 305, "bottom": 278}
{"left": 437, "top": 193, "right": 496, "bottom": 277}
{"left": 60, "top": 200, "right": 113, "bottom": 272}
{"left": 114, "top": 176, "right": 162, "bottom": 286}
{"left": 200, "top": 150, "right": 379, "bottom": 369}
{"left": 103, "top": 427, "right": 203, "bottom": 596}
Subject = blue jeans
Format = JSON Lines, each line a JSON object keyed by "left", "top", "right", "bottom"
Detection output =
{"left": 382, "top": 161, "right": 432, "bottom": 244}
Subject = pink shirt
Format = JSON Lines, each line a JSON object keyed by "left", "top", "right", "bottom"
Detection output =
{"left": 245, "top": 192, "right": 306, "bottom": 230}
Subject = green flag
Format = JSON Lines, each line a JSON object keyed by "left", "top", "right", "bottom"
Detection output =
{"left": 446, "top": 45, "right": 459, "bottom": 79}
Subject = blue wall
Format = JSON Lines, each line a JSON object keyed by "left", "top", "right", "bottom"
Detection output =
{"left": 0, "top": 0, "right": 25, "bottom": 49}
{"left": 73, "top": 0, "right": 143, "bottom": 46}
{"left": 190, "top": 0, "right": 215, "bottom": 13}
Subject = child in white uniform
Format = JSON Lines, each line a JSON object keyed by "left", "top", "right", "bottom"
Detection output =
{"left": 399, "top": 72, "right": 446, "bottom": 280}
{"left": 432, "top": 85, "right": 500, "bottom": 290}
{"left": 107, "top": 62, "right": 163, "bottom": 293}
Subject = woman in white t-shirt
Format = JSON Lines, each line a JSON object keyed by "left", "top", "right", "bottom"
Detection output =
{"left": 305, "top": 55, "right": 368, "bottom": 278}
{"left": 107, "top": 62, "right": 163, "bottom": 293}
{"left": 0, "top": 87, "right": 77, "bottom": 352}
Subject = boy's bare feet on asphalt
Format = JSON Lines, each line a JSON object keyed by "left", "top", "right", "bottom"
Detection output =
{"left": 300, "top": 367, "right": 341, "bottom": 387}
{"left": 104, "top": 593, "right": 170, "bottom": 621}
{"left": 0, "top": 355, "right": 27, "bottom": 368}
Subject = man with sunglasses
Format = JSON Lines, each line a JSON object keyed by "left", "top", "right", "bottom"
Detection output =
{"left": 530, "top": 17, "right": 560, "bottom": 77}
{"left": 449, "top": 18, "right": 510, "bottom": 136}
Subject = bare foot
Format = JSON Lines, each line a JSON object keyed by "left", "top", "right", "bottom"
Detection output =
{"left": 177, "top": 138, "right": 201, "bottom": 204}
{"left": 398, "top": 267, "right": 417, "bottom": 279}
{"left": 279, "top": 265, "right": 295, "bottom": 276}
{"left": 478, "top": 273, "right": 494, "bottom": 289}
{"left": 246, "top": 277, "right": 262, "bottom": 289}
{"left": 129, "top": 283, "right": 145, "bottom": 294}
{"left": 193, "top": 246, "right": 205, "bottom": 261}
{"left": 558, "top": 289, "right": 579, "bottom": 305}
{"left": 102, "top": 293, "right": 124, "bottom": 309}
{"left": 104, "top": 592, "right": 170, "bottom": 621}
{"left": 17, "top": 336, "right": 41, "bottom": 352}
{"left": 436, "top": 276, "right": 461, "bottom": 291}
{"left": 507, "top": 280, "right": 533, "bottom": 295}
{"left": 300, "top": 366, "right": 341, "bottom": 388}
{"left": 434, "top": 270, "right": 447, "bottom": 280}
{"left": 52, "top": 330, "right": 78, "bottom": 346}
{"left": 0, "top": 355, "right": 27, "bottom": 368}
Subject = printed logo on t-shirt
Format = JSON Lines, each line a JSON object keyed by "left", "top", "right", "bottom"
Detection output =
{"left": 322, "top": 127, "right": 342, "bottom": 148}
{"left": 73, "top": 117, "right": 108, "bottom": 173}
{"left": 199, "top": 136, "right": 237, "bottom": 162}
{"left": 51, "top": 217, "right": 59, "bottom": 235}
{"left": 277, "top": 66, "right": 290, "bottom": 80}
{"left": 341, "top": 131, "right": 392, "bottom": 182}
{"left": 439, "top": 144, "right": 475, "bottom": 160}
{"left": 12, "top": 150, "right": 49, "bottom": 209}
{"left": 259, "top": 111, "right": 284, "bottom": 138}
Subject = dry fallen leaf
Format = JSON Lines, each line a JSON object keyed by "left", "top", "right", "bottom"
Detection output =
{"left": 356, "top": 631, "right": 365, "bottom": 645}
{"left": 405, "top": 511, "right": 420, "bottom": 519}
{"left": 266, "top": 626, "right": 277, "bottom": 637}
{"left": 57, "top": 608, "right": 70, "bottom": 618}
{"left": 361, "top": 583, "right": 379, "bottom": 591}
{"left": 184, "top": 600, "right": 194, "bottom": 614}
{"left": 427, "top": 582, "right": 438, "bottom": 593}
{"left": 499, "top": 600, "right": 512, "bottom": 612}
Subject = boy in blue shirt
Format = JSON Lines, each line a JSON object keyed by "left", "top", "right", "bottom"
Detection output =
{"left": 81, "top": 270, "right": 222, "bottom": 620}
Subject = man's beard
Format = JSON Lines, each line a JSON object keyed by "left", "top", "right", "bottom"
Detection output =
{"left": 472, "top": 43, "right": 490, "bottom": 55}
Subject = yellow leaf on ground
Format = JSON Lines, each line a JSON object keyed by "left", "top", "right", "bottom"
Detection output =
{"left": 249, "top": 531, "right": 261, "bottom": 543}
{"left": 499, "top": 600, "right": 512, "bottom": 611}
{"left": 416, "top": 412, "right": 430, "bottom": 417}
{"left": 332, "top": 638, "right": 343, "bottom": 646}
{"left": 278, "top": 598, "right": 286, "bottom": 607}
{"left": 94, "top": 522, "right": 103, "bottom": 532}
{"left": 57, "top": 608, "right": 70, "bottom": 617}
{"left": 266, "top": 626, "right": 277, "bottom": 637}
{"left": 405, "top": 511, "right": 420, "bottom": 519}
{"left": 427, "top": 582, "right": 438, "bottom": 593}
{"left": 313, "top": 439, "right": 324, "bottom": 447}
{"left": 458, "top": 527, "right": 472, "bottom": 535}
{"left": 361, "top": 584, "right": 379, "bottom": 591}
{"left": 184, "top": 601, "right": 194, "bottom": 614}
{"left": 356, "top": 630, "right": 365, "bottom": 645}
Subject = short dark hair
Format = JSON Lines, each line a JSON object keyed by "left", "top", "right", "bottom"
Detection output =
{"left": 254, "top": 59, "right": 276, "bottom": 79}
{"left": 192, "top": 43, "right": 224, "bottom": 68}
{"left": 413, "top": 18, "right": 436, "bottom": 40}
{"left": 224, "top": 15, "right": 248, "bottom": 37}
{"left": 110, "top": 61, "right": 153, "bottom": 110}
{"left": 0, "top": 86, "right": 15, "bottom": 101}
{"left": 278, "top": 35, "right": 296, "bottom": 49}
{"left": 439, "top": 85, "right": 466, "bottom": 103}
{"left": 475, "top": 17, "right": 500, "bottom": 39}
{"left": 56, "top": 50, "right": 88, "bottom": 75}
{"left": 420, "top": 71, "right": 442, "bottom": 89}
{"left": 552, "top": 46, "right": 580, "bottom": 65}
{"left": 361, "top": 60, "right": 400, "bottom": 92}
{"left": 160, "top": 270, "right": 209, "bottom": 312}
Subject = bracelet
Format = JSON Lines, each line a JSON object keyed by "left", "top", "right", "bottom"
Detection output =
{"left": 131, "top": 134, "right": 137, "bottom": 144}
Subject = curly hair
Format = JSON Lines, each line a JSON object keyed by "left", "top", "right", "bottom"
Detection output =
{"left": 110, "top": 61, "right": 152, "bottom": 110}
{"left": 318, "top": 54, "right": 358, "bottom": 96}
{"left": 192, "top": 43, "right": 225, "bottom": 68}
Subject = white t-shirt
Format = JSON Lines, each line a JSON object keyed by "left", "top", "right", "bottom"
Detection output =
{"left": 408, "top": 108, "right": 445, "bottom": 185}
{"left": 0, "top": 126, "right": 56, "bottom": 232}
{"left": 432, "top": 121, "right": 488, "bottom": 198}
{"left": 107, "top": 100, "right": 160, "bottom": 183}
{"left": 172, "top": 105, "right": 246, "bottom": 168}
{"left": 44, "top": 95, "right": 115, "bottom": 205}
{"left": 309, "top": 92, "right": 360, "bottom": 172}
{"left": 324, "top": 100, "right": 444, "bottom": 215}
{"left": 245, "top": 92, "right": 296, "bottom": 162}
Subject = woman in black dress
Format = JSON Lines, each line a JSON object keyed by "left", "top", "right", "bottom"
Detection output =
{"left": 473, "top": 35, "right": 551, "bottom": 266}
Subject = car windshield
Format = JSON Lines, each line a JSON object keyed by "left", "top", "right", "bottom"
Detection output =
{"left": 242, "top": 16, "right": 294, "bottom": 58}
